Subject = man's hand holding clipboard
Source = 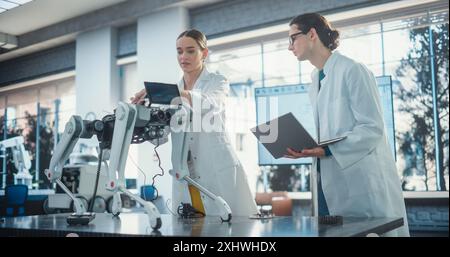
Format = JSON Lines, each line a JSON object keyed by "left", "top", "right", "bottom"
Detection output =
{"left": 251, "top": 112, "right": 346, "bottom": 159}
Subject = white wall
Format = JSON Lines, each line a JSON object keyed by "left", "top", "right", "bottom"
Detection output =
{"left": 74, "top": 26, "right": 121, "bottom": 182}
{"left": 75, "top": 27, "right": 119, "bottom": 119}
{"left": 120, "top": 62, "right": 139, "bottom": 180}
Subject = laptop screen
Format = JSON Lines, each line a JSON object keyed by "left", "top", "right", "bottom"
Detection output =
{"left": 144, "top": 82, "right": 180, "bottom": 105}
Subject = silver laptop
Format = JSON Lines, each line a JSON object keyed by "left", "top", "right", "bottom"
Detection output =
{"left": 251, "top": 112, "right": 346, "bottom": 159}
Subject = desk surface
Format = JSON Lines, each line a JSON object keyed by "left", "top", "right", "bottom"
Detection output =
{"left": 0, "top": 189, "right": 54, "bottom": 203}
{"left": 0, "top": 189, "right": 55, "bottom": 196}
{"left": 0, "top": 213, "right": 403, "bottom": 237}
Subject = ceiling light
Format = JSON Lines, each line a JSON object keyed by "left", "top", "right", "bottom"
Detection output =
{"left": 0, "top": 0, "right": 34, "bottom": 12}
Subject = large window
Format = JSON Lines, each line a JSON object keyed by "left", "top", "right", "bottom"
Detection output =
{"left": 207, "top": 10, "right": 449, "bottom": 192}
{"left": 383, "top": 15, "right": 449, "bottom": 191}
{"left": 339, "top": 23, "right": 384, "bottom": 76}
{"left": 0, "top": 76, "right": 75, "bottom": 189}
{"left": 208, "top": 44, "right": 263, "bottom": 87}
{"left": 263, "top": 39, "right": 300, "bottom": 86}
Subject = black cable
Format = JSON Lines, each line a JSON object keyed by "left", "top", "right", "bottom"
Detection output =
{"left": 150, "top": 138, "right": 164, "bottom": 201}
{"left": 128, "top": 154, "right": 147, "bottom": 186}
{"left": 177, "top": 203, "right": 205, "bottom": 219}
{"left": 319, "top": 215, "right": 343, "bottom": 225}
{"left": 126, "top": 139, "right": 162, "bottom": 202}
{"left": 88, "top": 148, "right": 103, "bottom": 212}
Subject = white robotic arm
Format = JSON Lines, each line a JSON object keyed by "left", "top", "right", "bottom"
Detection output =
{"left": 46, "top": 102, "right": 170, "bottom": 228}
{"left": 0, "top": 136, "right": 33, "bottom": 187}
{"left": 44, "top": 116, "right": 90, "bottom": 215}
{"left": 47, "top": 98, "right": 228, "bottom": 228}
{"left": 104, "top": 102, "right": 163, "bottom": 229}
{"left": 169, "top": 115, "right": 232, "bottom": 222}
{"left": 183, "top": 176, "right": 232, "bottom": 222}
{"left": 45, "top": 116, "right": 84, "bottom": 182}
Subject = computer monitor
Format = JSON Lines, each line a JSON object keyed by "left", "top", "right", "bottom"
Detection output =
{"left": 254, "top": 76, "right": 395, "bottom": 166}
{"left": 125, "top": 178, "right": 137, "bottom": 189}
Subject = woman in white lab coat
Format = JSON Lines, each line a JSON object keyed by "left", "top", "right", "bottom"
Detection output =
{"left": 131, "top": 29, "right": 257, "bottom": 217}
{"left": 284, "top": 13, "right": 409, "bottom": 236}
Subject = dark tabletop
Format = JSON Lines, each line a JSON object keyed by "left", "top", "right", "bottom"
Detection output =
{"left": 0, "top": 213, "right": 404, "bottom": 237}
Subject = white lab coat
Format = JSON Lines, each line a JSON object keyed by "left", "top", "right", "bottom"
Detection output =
{"left": 160, "top": 67, "right": 258, "bottom": 217}
{"left": 309, "top": 51, "right": 409, "bottom": 236}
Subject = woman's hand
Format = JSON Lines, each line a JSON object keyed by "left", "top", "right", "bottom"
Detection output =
{"left": 130, "top": 89, "right": 147, "bottom": 105}
{"left": 284, "top": 147, "right": 325, "bottom": 159}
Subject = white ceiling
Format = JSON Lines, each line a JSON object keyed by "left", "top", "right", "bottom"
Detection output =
{"left": 0, "top": 0, "right": 128, "bottom": 35}
{"left": 0, "top": 0, "right": 34, "bottom": 13}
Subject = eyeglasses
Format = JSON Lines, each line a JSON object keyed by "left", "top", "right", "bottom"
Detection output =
{"left": 289, "top": 31, "right": 307, "bottom": 46}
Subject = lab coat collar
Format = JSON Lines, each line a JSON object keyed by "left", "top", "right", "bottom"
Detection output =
{"left": 178, "top": 66, "right": 211, "bottom": 90}
{"left": 198, "top": 66, "right": 211, "bottom": 81}
{"left": 309, "top": 51, "right": 340, "bottom": 83}
{"left": 322, "top": 50, "right": 340, "bottom": 77}
{"left": 310, "top": 50, "right": 340, "bottom": 91}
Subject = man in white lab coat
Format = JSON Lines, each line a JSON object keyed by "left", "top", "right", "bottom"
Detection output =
{"left": 284, "top": 13, "right": 409, "bottom": 236}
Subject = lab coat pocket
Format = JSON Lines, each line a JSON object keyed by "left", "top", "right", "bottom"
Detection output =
{"left": 342, "top": 151, "right": 380, "bottom": 197}
{"left": 327, "top": 97, "right": 353, "bottom": 132}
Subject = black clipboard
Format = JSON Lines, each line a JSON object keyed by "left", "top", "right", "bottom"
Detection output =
{"left": 251, "top": 112, "right": 346, "bottom": 159}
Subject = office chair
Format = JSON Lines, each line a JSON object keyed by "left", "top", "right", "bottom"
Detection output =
{"left": 4, "top": 184, "right": 28, "bottom": 216}
{"left": 255, "top": 191, "right": 292, "bottom": 216}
